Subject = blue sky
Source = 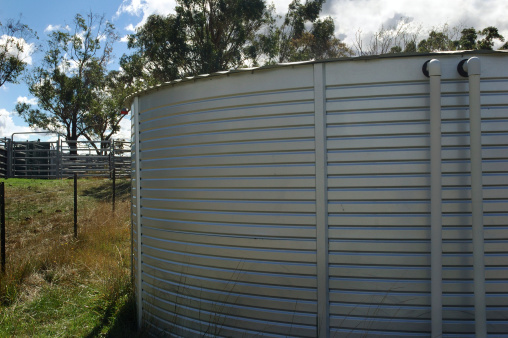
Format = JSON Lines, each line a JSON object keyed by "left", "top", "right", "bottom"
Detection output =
{"left": 1, "top": 0, "right": 507, "bottom": 140}
{"left": 1, "top": 0, "right": 133, "bottom": 140}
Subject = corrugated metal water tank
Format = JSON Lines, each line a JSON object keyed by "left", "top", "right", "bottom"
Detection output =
{"left": 130, "top": 51, "right": 508, "bottom": 337}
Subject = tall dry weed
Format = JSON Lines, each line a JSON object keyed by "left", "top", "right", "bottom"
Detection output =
{"left": 0, "top": 179, "right": 135, "bottom": 336}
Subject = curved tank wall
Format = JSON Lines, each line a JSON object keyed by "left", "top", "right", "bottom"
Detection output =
{"left": 130, "top": 52, "right": 508, "bottom": 337}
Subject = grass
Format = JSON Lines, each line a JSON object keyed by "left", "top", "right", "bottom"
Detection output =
{"left": 0, "top": 178, "right": 138, "bottom": 337}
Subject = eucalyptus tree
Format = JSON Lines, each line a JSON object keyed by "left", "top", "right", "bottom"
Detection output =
{"left": 16, "top": 12, "right": 118, "bottom": 154}
{"left": 124, "top": 0, "right": 350, "bottom": 84}
{"left": 251, "top": 0, "right": 351, "bottom": 64}
{"left": 360, "top": 22, "right": 507, "bottom": 55}
{"left": 125, "top": 0, "right": 266, "bottom": 84}
{"left": 0, "top": 18, "right": 38, "bottom": 88}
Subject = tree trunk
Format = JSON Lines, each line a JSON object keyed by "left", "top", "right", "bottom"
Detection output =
{"left": 68, "top": 137, "right": 78, "bottom": 156}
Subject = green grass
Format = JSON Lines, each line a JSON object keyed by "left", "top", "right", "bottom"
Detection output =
{"left": 0, "top": 178, "right": 138, "bottom": 337}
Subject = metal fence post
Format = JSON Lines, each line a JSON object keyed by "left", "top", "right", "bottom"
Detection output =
{"left": 56, "top": 138, "right": 60, "bottom": 179}
{"left": 8, "top": 139, "right": 13, "bottom": 178}
{"left": 112, "top": 164, "right": 116, "bottom": 212}
{"left": 6, "top": 139, "right": 11, "bottom": 178}
{"left": 74, "top": 173, "right": 77, "bottom": 238}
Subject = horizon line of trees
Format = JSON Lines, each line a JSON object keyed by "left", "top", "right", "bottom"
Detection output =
{"left": 1, "top": 0, "right": 507, "bottom": 151}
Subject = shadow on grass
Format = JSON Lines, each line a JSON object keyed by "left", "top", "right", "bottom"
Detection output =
{"left": 81, "top": 180, "right": 131, "bottom": 202}
{"left": 85, "top": 292, "right": 140, "bottom": 338}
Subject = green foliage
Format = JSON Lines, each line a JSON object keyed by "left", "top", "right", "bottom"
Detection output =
{"left": 417, "top": 30, "right": 455, "bottom": 52}
{"left": 0, "top": 18, "right": 38, "bottom": 87}
{"left": 452, "top": 26, "right": 505, "bottom": 51}
{"left": 123, "top": 0, "right": 350, "bottom": 84}
{"left": 457, "top": 27, "right": 477, "bottom": 50}
{"left": 125, "top": 0, "right": 266, "bottom": 83}
{"left": 15, "top": 13, "right": 120, "bottom": 152}
{"left": 123, "top": 14, "right": 187, "bottom": 84}
{"left": 176, "top": 0, "right": 266, "bottom": 75}
{"left": 253, "top": 0, "right": 351, "bottom": 64}
{"left": 377, "top": 23, "right": 506, "bottom": 55}
{"left": 287, "top": 16, "right": 352, "bottom": 61}
{"left": 477, "top": 26, "right": 505, "bottom": 50}
{"left": 401, "top": 40, "right": 417, "bottom": 53}
{"left": 278, "top": 0, "right": 325, "bottom": 61}
{"left": 389, "top": 45, "right": 402, "bottom": 54}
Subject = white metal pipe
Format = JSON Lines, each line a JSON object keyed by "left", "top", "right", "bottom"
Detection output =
{"left": 465, "top": 56, "right": 487, "bottom": 338}
{"left": 428, "top": 59, "right": 443, "bottom": 338}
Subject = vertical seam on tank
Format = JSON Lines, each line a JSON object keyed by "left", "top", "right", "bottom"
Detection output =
{"left": 314, "top": 62, "right": 330, "bottom": 338}
{"left": 134, "top": 97, "right": 143, "bottom": 327}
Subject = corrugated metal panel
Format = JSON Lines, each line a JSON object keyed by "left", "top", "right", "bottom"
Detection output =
{"left": 131, "top": 52, "right": 508, "bottom": 337}
{"left": 137, "top": 66, "right": 318, "bottom": 337}
{"left": 325, "top": 58, "right": 433, "bottom": 336}
{"left": 325, "top": 55, "right": 508, "bottom": 337}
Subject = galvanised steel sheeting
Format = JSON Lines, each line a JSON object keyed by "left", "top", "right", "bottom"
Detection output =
{"left": 325, "top": 54, "right": 508, "bottom": 337}
{"left": 136, "top": 65, "right": 318, "bottom": 337}
{"left": 130, "top": 52, "right": 508, "bottom": 337}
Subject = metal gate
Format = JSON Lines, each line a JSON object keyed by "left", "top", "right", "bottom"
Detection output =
{"left": 0, "top": 138, "right": 9, "bottom": 178}
{"left": 11, "top": 140, "right": 59, "bottom": 179}
{"left": 2, "top": 134, "right": 131, "bottom": 179}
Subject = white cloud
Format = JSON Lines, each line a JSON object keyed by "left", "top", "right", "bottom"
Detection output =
{"left": 120, "top": 35, "right": 130, "bottom": 43}
{"left": 0, "top": 109, "right": 33, "bottom": 138}
{"left": 116, "top": 115, "right": 132, "bottom": 141}
{"left": 16, "top": 96, "right": 38, "bottom": 106}
{"left": 116, "top": 0, "right": 144, "bottom": 17}
{"left": 0, "top": 34, "right": 35, "bottom": 65}
{"left": 114, "top": 0, "right": 508, "bottom": 51}
{"left": 116, "top": 0, "right": 291, "bottom": 29}
{"left": 272, "top": 0, "right": 293, "bottom": 14}
{"left": 56, "top": 54, "right": 80, "bottom": 74}
{"left": 45, "top": 24, "right": 70, "bottom": 33}
{"left": 125, "top": 24, "right": 136, "bottom": 32}
{"left": 44, "top": 24, "right": 61, "bottom": 33}
{"left": 115, "top": 0, "right": 177, "bottom": 29}
{"left": 325, "top": 0, "right": 508, "bottom": 49}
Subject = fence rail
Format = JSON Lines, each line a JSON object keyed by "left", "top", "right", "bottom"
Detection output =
{"left": 0, "top": 138, "right": 131, "bottom": 179}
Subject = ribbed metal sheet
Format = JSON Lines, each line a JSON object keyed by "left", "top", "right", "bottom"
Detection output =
{"left": 136, "top": 66, "right": 318, "bottom": 337}
{"left": 325, "top": 55, "right": 508, "bottom": 337}
{"left": 131, "top": 52, "right": 508, "bottom": 337}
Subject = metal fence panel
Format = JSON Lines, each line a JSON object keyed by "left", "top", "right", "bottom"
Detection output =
{"left": 0, "top": 138, "right": 130, "bottom": 179}
{"left": 0, "top": 138, "right": 9, "bottom": 178}
{"left": 11, "top": 141, "right": 58, "bottom": 179}
{"left": 59, "top": 140, "right": 131, "bottom": 178}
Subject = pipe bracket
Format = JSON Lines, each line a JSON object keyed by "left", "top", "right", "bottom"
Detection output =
{"left": 423, "top": 59, "right": 441, "bottom": 77}
{"left": 422, "top": 60, "right": 430, "bottom": 78}
{"left": 458, "top": 59, "right": 469, "bottom": 77}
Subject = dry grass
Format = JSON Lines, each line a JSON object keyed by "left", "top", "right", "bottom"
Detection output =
{"left": 0, "top": 178, "right": 137, "bottom": 337}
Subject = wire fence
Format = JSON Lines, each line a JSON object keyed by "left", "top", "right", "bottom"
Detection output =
{"left": 0, "top": 177, "right": 131, "bottom": 274}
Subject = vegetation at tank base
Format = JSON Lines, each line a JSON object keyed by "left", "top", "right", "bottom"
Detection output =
{"left": 0, "top": 178, "right": 138, "bottom": 337}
